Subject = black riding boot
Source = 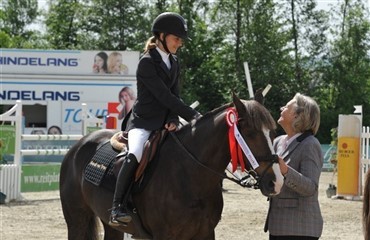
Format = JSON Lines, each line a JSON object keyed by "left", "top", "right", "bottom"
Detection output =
{"left": 109, "top": 153, "right": 139, "bottom": 226}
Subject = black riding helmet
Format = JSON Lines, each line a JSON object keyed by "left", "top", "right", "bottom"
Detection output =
{"left": 151, "top": 12, "right": 190, "bottom": 40}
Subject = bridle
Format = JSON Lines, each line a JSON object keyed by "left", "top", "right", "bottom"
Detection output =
{"left": 169, "top": 120, "right": 279, "bottom": 189}
{"left": 234, "top": 154, "right": 279, "bottom": 189}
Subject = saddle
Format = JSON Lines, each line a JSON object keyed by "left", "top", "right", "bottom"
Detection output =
{"left": 84, "top": 130, "right": 166, "bottom": 189}
{"left": 110, "top": 130, "right": 166, "bottom": 181}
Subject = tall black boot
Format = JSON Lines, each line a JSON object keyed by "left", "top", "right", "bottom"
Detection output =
{"left": 109, "top": 153, "right": 138, "bottom": 226}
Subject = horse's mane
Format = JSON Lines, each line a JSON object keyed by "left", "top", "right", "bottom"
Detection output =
{"left": 179, "top": 100, "right": 276, "bottom": 132}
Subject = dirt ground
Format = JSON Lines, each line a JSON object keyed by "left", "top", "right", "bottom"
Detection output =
{"left": 0, "top": 172, "right": 363, "bottom": 240}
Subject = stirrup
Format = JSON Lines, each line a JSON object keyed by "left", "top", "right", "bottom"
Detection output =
{"left": 109, "top": 216, "right": 124, "bottom": 227}
{"left": 116, "top": 211, "right": 132, "bottom": 223}
{"left": 108, "top": 206, "right": 128, "bottom": 227}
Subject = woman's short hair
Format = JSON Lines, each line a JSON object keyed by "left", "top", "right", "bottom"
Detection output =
{"left": 292, "top": 93, "right": 320, "bottom": 135}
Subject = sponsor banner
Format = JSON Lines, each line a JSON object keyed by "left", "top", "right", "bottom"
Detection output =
{"left": 87, "top": 126, "right": 102, "bottom": 134}
{"left": 0, "top": 49, "right": 139, "bottom": 75}
{"left": 21, "top": 164, "right": 61, "bottom": 192}
{"left": 62, "top": 101, "right": 107, "bottom": 134}
{"left": 321, "top": 144, "right": 335, "bottom": 171}
{"left": 0, "top": 81, "right": 135, "bottom": 103}
{"left": 0, "top": 125, "right": 16, "bottom": 156}
{"left": 22, "top": 139, "right": 78, "bottom": 163}
{"left": 337, "top": 137, "right": 360, "bottom": 196}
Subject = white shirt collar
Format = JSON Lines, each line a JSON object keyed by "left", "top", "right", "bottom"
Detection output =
{"left": 285, "top": 133, "right": 302, "bottom": 148}
{"left": 156, "top": 47, "right": 171, "bottom": 69}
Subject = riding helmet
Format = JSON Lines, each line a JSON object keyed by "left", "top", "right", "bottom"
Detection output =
{"left": 151, "top": 12, "right": 189, "bottom": 40}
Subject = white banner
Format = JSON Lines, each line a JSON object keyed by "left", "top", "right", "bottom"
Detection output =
{"left": 0, "top": 49, "right": 139, "bottom": 75}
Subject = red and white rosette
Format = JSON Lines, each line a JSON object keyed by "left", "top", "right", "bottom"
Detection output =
{"left": 226, "top": 107, "right": 259, "bottom": 172}
{"left": 226, "top": 108, "right": 245, "bottom": 172}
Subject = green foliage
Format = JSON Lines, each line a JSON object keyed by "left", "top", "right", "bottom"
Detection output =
{"left": 1, "top": 0, "right": 370, "bottom": 143}
{"left": 0, "top": 31, "right": 12, "bottom": 48}
{"left": 0, "top": 0, "right": 40, "bottom": 48}
{"left": 82, "top": 0, "right": 150, "bottom": 51}
{"left": 0, "top": 0, "right": 38, "bottom": 35}
{"left": 318, "top": 0, "right": 370, "bottom": 141}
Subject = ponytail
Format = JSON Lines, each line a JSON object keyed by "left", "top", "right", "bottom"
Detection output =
{"left": 144, "top": 36, "right": 157, "bottom": 53}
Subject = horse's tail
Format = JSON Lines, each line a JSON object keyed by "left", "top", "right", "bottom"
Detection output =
{"left": 363, "top": 169, "right": 370, "bottom": 240}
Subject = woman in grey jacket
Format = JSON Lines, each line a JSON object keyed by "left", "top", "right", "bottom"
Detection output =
{"left": 265, "top": 93, "right": 323, "bottom": 240}
{"left": 109, "top": 12, "right": 201, "bottom": 226}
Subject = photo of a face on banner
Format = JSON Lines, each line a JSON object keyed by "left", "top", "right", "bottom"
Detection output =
{"left": 107, "top": 51, "right": 129, "bottom": 75}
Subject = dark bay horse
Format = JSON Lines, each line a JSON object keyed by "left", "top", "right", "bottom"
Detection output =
{"left": 60, "top": 94, "right": 284, "bottom": 240}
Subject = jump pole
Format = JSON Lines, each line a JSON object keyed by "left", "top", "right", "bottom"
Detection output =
{"left": 244, "top": 62, "right": 254, "bottom": 98}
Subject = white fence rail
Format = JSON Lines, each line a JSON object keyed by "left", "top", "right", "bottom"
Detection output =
{"left": 0, "top": 101, "right": 102, "bottom": 202}
{"left": 0, "top": 164, "right": 20, "bottom": 202}
{"left": 361, "top": 126, "right": 370, "bottom": 190}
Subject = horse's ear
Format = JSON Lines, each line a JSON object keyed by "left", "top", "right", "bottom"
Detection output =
{"left": 253, "top": 88, "right": 265, "bottom": 105}
{"left": 232, "top": 92, "right": 247, "bottom": 116}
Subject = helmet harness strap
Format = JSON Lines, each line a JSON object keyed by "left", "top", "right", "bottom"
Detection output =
{"left": 158, "top": 33, "right": 170, "bottom": 54}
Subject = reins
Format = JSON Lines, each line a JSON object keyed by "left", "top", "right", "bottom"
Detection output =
{"left": 169, "top": 131, "right": 276, "bottom": 189}
{"left": 169, "top": 131, "right": 227, "bottom": 180}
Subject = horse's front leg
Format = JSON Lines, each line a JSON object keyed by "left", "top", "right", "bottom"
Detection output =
{"left": 192, "top": 231, "right": 215, "bottom": 240}
{"left": 101, "top": 221, "right": 124, "bottom": 240}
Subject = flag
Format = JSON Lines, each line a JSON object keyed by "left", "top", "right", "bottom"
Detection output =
{"left": 353, "top": 105, "right": 362, "bottom": 114}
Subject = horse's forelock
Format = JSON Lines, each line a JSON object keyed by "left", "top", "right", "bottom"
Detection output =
{"left": 243, "top": 100, "right": 276, "bottom": 131}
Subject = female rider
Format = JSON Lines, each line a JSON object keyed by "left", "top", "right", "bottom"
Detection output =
{"left": 109, "top": 12, "right": 202, "bottom": 226}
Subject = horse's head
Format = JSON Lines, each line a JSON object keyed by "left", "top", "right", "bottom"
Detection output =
{"left": 232, "top": 93, "right": 284, "bottom": 196}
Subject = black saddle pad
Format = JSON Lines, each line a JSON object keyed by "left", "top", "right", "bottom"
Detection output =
{"left": 84, "top": 141, "right": 120, "bottom": 186}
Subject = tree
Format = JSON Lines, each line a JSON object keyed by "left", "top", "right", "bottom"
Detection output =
{"left": 278, "top": 0, "right": 329, "bottom": 93}
{"left": 45, "top": 0, "right": 150, "bottom": 50}
{"left": 0, "top": 0, "right": 39, "bottom": 48}
{"left": 45, "top": 0, "right": 86, "bottom": 49}
{"left": 209, "top": 0, "right": 296, "bottom": 123}
{"left": 83, "top": 0, "right": 149, "bottom": 51}
{"left": 320, "top": 0, "right": 370, "bottom": 140}
{"left": 238, "top": 0, "right": 294, "bottom": 122}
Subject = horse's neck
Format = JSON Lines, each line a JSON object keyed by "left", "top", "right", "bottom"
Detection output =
{"left": 179, "top": 111, "right": 231, "bottom": 173}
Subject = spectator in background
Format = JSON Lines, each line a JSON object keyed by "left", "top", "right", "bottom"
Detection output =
{"left": 118, "top": 87, "right": 136, "bottom": 120}
{"left": 92, "top": 51, "right": 108, "bottom": 74}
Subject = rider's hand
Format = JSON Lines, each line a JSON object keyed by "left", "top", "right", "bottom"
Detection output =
{"left": 165, "top": 122, "right": 177, "bottom": 131}
{"left": 194, "top": 112, "right": 202, "bottom": 120}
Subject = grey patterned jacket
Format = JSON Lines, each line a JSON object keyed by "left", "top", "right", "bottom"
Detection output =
{"left": 264, "top": 133, "right": 323, "bottom": 238}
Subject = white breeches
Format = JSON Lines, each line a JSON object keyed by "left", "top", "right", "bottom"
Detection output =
{"left": 128, "top": 128, "right": 151, "bottom": 163}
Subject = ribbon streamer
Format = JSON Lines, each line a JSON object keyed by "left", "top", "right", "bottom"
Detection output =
{"left": 226, "top": 108, "right": 259, "bottom": 172}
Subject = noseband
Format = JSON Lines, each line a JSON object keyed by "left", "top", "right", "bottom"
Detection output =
{"left": 169, "top": 130, "right": 279, "bottom": 189}
{"left": 238, "top": 154, "right": 279, "bottom": 189}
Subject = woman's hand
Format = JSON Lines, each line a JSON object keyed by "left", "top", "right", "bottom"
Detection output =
{"left": 165, "top": 122, "right": 177, "bottom": 131}
{"left": 278, "top": 157, "right": 289, "bottom": 176}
